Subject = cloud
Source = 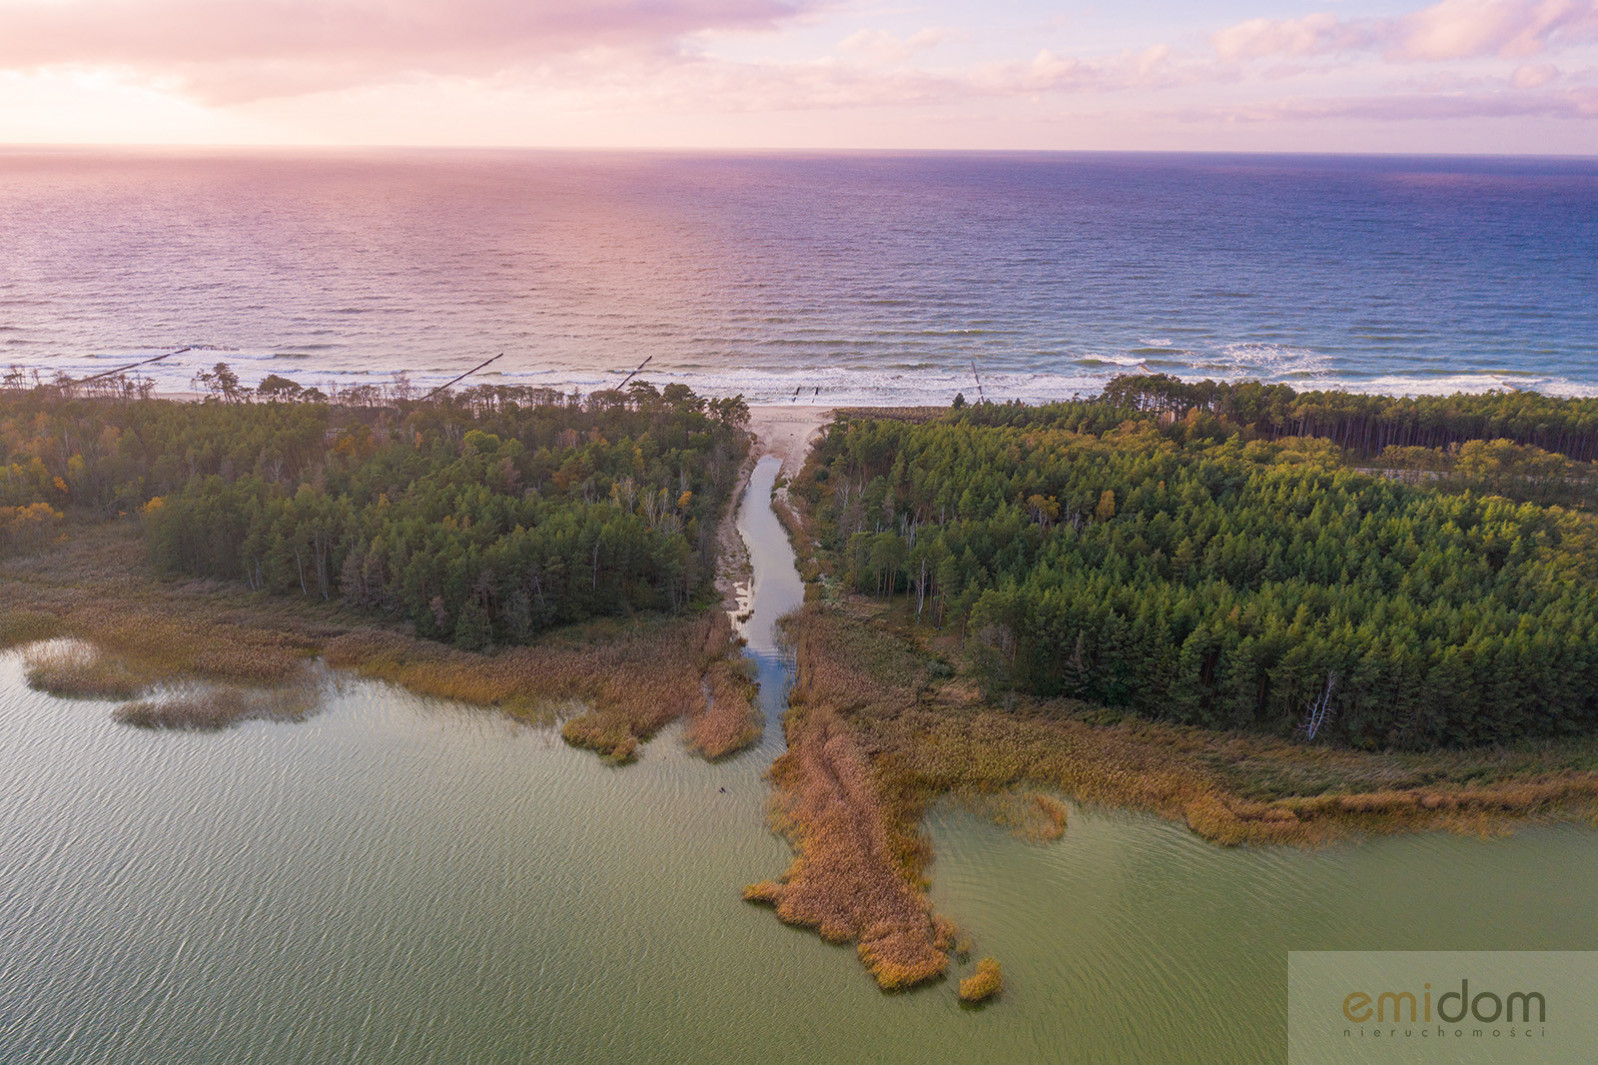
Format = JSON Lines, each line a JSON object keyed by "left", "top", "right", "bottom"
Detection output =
{"left": 1213, "top": 13, "right": 1381, "bottom": 62}
{"left": 1206, "top": 85, "right": 1598, "bottom": 121}
{"left": 1213, "top": 0, "right": 1598, "bottom": 66}
{"left": 2, "top": 0, "right": 1593, "bottom": 139}
{"left": 1397, "top": 0, "right": 1598, "bottom": 59}
{"left": 836, "top": 27, "right": 952, "bottom": 66}
{"left": 1511, "top": 61, "right": 1561, "bottom": 84}
{"left": 0, "top": 0, "right": 807, "bottom": 101}
{"left": 536, "top": 39, "right": 1196, "bottom": 118}
{"left": 964, "top": 44, "right": 1188, "bottom": 96}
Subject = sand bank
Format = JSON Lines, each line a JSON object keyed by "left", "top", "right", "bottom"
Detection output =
{"left": 746, "top": 405, "right": 833, "bottom": 480}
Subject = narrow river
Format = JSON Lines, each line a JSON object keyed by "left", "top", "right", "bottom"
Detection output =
{"left": 1, "top": 454, "right": 1595, "bottom": 1064}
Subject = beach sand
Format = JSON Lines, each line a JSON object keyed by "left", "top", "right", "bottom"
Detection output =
{"left": 713, "top": 405, "right": 832, "bottom": 615}
{"left": 746, "top": 405, "right": 833, "bottom": 480}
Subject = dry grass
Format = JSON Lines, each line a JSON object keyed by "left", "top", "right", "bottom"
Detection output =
{"left": 959, "top": 958, "right": 1003, "bottom": 1004}
{"left": 23, "top": 640, "right": 148, "bottom": 700}
{"left": 689, "top": 653, "right": 761, "bottom": 759}
{"left": 3, "top": 520, "right": 756, "bottom": 759}
{"left": 829, "top": 406, "right": 948, "bottom": 425}
{"left": 744, "top": 698, "right": 953, "bottom": 991}
{"left": 326, "top": 611, "right": 754, "bottom": 764}
{"left": 115, "top": 683, "right": 319, "bottom": 730}
{"left": 786, "top": 599, "right": 1598, "bottom": 848}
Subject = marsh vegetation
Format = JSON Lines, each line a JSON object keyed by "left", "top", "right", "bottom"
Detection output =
{"left": 0, "top": 379, "right": 755, "bottom": 748}
{"left": 742, "top": 381, "right": 1598, "bottom": 992}
{"left": 958, "top": 958, "right": 1002, "bottom": 1004}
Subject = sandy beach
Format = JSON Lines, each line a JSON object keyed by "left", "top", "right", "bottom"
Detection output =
{"left": 745, "top": 404, "right": 833, "bottom": 480}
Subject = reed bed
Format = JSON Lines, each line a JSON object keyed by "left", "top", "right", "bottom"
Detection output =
{"left": 0, "top": 609, "right": 63, "bottom": 649}
{"left": 326, "top": 611, "right": 751, "bottom": 764}
{"left": 959, "top": 790, "right": 1069, "bottom": 843}
{"left": 23, "top": 640, "right": 148, "bottom": 700}
{"left": 770, "top": 494, "right": 823, "bottom": 584}
{"left": 68, "top": 606, "right": 312, "bottom": 686}
{"left": 959, "top": 958, "right": 1003, "bottom": 1004}
{"left": 10, "top": 604, "right": 315, "bottom": 694}
{"left": 781, "top": 601, "right": 925, "bottom": 719}
{"left": 115, "top": 683, "right": 319, "bottom": 731}
{"left": 786, "top": 600, "right": 1598, "bottom": 848}
{"left": 1, "top": 525, "right": 321, "bottom": 688}
{"left": 746, "top": 588, "right": 1598, "bottom": 993}
{"left": 743, "top": 703, "right": 952, "bottom": 990}
{"left": 3, "top": 521, "right": 754, "bottom": 757}
{"left": 688, "top": 654, "right": 761, "bottom": 759}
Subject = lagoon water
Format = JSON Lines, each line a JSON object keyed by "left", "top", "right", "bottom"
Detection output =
{"left": 3, "top": 460, "right": 1597, "bottom": 1064}
{"left": 2, "top": 149, "right": 1596, "bottom": 404}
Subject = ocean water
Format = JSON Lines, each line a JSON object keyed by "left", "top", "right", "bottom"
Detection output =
{"left": 1, "top": 148, "right": 1594, "bottom": 404}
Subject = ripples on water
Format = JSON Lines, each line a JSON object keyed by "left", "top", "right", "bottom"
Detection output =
{"left": 2, "top": 149, "right": 1594, "bottom": 403}
{"left": 4, "top": 460, "right": 1598, "bottom": 1063}
{"left": 6, "top": 657, "right": 1597, "bottom": 1065}
{"left": 3, "top": 154, "right": 1596, "bottom": 1060}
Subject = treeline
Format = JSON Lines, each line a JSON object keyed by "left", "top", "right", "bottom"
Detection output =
{"left": 1100, "top": 374, "right": 1598, "bottom": 461}
{"left": 1, "top": 378, "right": 749, "bottom": 648}
{"left": 1371, "top": 438, "right": 1597, "bottom": 509}
{"left": 796, "top": 404, "right": 1598, "bottom": 748}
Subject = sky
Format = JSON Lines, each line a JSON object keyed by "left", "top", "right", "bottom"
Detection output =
{"left": 0, "top": 0, "right": 1594, "bottom": 153}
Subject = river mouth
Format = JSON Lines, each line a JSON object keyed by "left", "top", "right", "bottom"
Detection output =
{"left": 2, "top": 453, "right": 1596, "bottom": 1064}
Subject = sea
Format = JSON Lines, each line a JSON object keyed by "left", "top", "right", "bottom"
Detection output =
{"left": 1, "top": 148, "right": 1595, "bottom": 404}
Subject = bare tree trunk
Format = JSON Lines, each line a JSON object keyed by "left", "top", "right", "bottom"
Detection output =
{"left": 915, "top": 556, "right": 928, "bottom": 622}
{"left": 1302, "top": 673, "right": 1338, "bottom": 740}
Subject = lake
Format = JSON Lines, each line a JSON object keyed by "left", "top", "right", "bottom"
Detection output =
{"left": 2, "top": 457, "right": 1594, "bottom": 1063}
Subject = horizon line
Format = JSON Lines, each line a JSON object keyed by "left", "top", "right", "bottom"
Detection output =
{"left": 2, "top": 142, "right": 1596, "bottom": 162}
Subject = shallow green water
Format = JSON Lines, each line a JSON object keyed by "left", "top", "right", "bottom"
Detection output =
{"left": 2, "top": 457, "right": 1595, "bottom": 1064}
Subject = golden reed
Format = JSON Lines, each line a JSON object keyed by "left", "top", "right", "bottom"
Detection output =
{"left": 959, "top": 958, "right": 1003, "bottom": 1004}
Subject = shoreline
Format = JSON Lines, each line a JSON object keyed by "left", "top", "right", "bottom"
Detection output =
{"left": 7, "top": 387, "right": 1598, "bottom": 1000}
{"left": 10, "top": 388, "right": 1598, "bottom": 806}
{"left": 32, "top": 366, "right": 1598, "bottom": 407}
{"left": 745, "top": 405, "right": 834, "bottom": 480}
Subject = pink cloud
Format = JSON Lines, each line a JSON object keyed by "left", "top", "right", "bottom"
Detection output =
{"left": 1213, "top": 0, "right": 1598, "bottom": 65}
{"left": 963, "top": 44, "right": 1190, "bottom": 97}
{"left": 1207, "top": 86, "right": 1598, "bottom": 121}
{"left": 1398, "top": 0, "right": 1598, "bottom": 59}
{"left": 1213, "top": 13, "right": 1381, "bottom": 62}
{"left": 3, "top": 0, "right": 1592, "bottom": 138}
{"left": 0, "top": 0, "right": 806, "bottom": 101}
{"left": 836, "top": 27, "right": 953, "bottom": 66}
{"left": 1511, "top": 61, "right": 1562, "bottom": 85}
{"left": 545, "top": 40, "right": 1195, "bottom": 118}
